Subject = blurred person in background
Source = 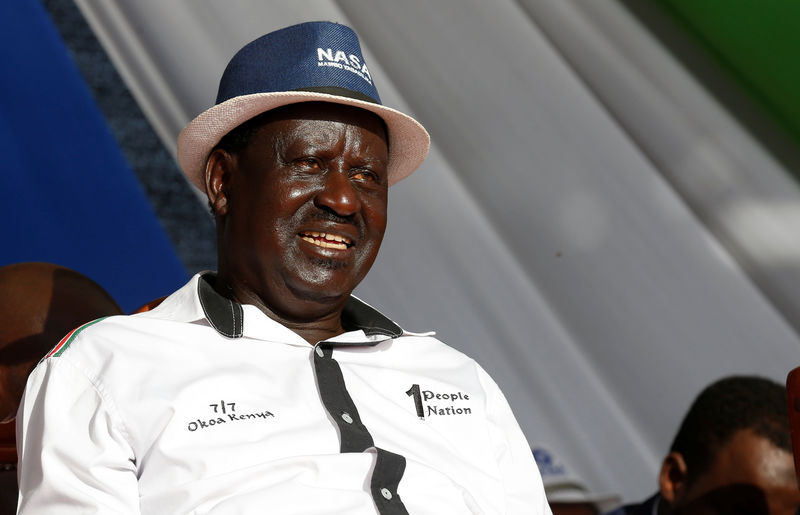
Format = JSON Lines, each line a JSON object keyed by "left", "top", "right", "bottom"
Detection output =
{"left": 533, "top": 444, "right": 620, "bottom": 515}
{"left": 0, "top": 262, "right": 122, "bottom": 513}
{"left": 603, "top": 375, "right": 800, "bottom": 515}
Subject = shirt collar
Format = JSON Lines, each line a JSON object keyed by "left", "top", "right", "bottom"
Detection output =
{"left": 651, "top": 494, "right": 661, "bottom": 515}
{"left": 196, "top": 272, "right": 403, "bottom": 342}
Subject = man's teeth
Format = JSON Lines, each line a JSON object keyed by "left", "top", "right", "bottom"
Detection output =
{"left": 300, "top": 231, "right": 351, "bottom": 250}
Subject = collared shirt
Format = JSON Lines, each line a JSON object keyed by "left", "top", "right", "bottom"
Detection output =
{"left": 17, "top": 273, "right": 550, "bottom": 514}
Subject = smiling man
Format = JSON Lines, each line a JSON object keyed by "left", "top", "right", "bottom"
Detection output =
{"left": 16, "top": 22, "right": 550, "bottom": 514}
{"left": 206, "top": 102, "right": 391, "bottom": 343}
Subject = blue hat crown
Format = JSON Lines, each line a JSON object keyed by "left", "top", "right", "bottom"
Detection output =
{"left": 216, "top": 21, "right": 381, "bottom": 106}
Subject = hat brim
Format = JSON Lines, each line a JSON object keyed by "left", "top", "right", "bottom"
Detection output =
{"left": 177, "top": 91, "right": 430, "bottom": 192}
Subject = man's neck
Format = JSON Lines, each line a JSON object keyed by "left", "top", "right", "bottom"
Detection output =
{"left": 281, "top": 314, "right": 346, "bottom": 345}
{"left": 212, "top": 273, "right": 348, "bottom": 345}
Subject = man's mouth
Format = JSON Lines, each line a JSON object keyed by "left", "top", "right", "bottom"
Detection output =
{"left": 299, "top": 231, "right": 353, "bottom": 250}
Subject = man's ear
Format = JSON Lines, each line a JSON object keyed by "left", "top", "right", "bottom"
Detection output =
{"left": 205, "top": 149, "right": 234, "bottom": 216}
{"left": 659, "top": 452, "right": 689, "bottom": 505}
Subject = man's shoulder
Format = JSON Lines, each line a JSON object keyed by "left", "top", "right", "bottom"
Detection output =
{"left": 42, "top": 275, "right": 201, "bottom": 362}
{"left": 42, "top": 314, "right": 129, "bottom": 360}
{"left": 389, "top": 331, "right": 500, "bottom": 390}
{"left": 396, "top": 330, "right": 475, "bottom": 359}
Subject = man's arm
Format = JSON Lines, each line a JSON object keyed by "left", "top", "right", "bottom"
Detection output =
{"left": 479, "top": 367, "right": 553, "bottom": 515}
{"left": 17, "top": 356, "right": 139, "bottom": 514}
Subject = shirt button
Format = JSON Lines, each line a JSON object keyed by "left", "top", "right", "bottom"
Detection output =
{"left": 380, "top": 488, "right": 392, "bottom": 500}
{"left": 341, "top": 412, "right": 354, "bottom": 424}
{"left": 315, "top": 347, "right": 324, "bottom": 357}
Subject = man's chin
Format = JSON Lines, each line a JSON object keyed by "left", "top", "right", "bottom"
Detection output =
{"left": 284, "top": 273, "right": 360, "bottom": 308}
{"left": 306, "top": 256, "right": 349, "bottom": 271}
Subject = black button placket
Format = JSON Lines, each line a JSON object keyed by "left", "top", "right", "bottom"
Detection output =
{"left": 313, "top": 343, "right": 409, "bottom": 514}
{"left": 371, "top": 448, "right": 408, "bottom": 515}
{"left": 314, "top": 343, "right": 374, "bottom": 453}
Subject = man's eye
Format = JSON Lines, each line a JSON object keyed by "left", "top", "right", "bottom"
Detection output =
{"left": 297, "top": 158, "right": 321, "bottom": 169}
{"left": 351, "top": 170, "right": 379, "bottom": 183}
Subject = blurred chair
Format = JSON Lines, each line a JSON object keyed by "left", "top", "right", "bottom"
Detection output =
{"left": 132, "top": 295, "right": 167, "bottom": 314}
{"left": 0, "top": 422, "right": 15, "bottom": 514}
{"left": 786, "top": 367, "right": 800, "bottom": 488}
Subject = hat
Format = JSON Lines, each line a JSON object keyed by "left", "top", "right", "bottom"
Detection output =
{"left": 532, "top": 445, "right": 621, "bottom": 512}
{"left": 177, "top": 21, "right": 430, "bottom": 192}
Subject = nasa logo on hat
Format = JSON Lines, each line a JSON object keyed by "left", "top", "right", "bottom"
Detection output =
{"left": 178, "top": 21, "right": 430, "bottom": 192}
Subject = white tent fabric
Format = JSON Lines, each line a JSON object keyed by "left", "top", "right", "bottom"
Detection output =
{"left": 74, "top": 0, "right": 800, "bottom": 503}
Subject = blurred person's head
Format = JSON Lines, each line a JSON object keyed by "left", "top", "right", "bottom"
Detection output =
{"left": 0, "top": 262, "right": 122, "bottom": 424}
{"left": 532, "top": 445, "right": 620, "bottom": 515}
{"left": 657, "top": 375, "right": 800, "bottom": 515}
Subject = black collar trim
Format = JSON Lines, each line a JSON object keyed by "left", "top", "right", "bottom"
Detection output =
{"left": 341, "top": 297, "right": 403, "bottom": 338}
{"left": 197, "top": 274, "right": 244, "bottom": 338}
{"left": 197, "top": 273, "right": 402, "bottom": 340}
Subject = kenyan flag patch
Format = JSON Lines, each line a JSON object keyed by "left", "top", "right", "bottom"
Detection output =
{"left": 45, "top": 317, "right": 107, "bottom": 358}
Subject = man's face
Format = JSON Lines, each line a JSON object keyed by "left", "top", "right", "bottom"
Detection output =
{"left": 669, "top": 429, "right": 800, "bottom": 515}
{"left": 214, "top": 102, "right": 389, "bottom": 322}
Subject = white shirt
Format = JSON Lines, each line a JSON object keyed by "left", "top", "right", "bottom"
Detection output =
{"left": 17, "top": 273, "right": 550, "bottom": 514}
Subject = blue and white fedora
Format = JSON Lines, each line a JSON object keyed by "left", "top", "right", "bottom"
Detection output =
{"left": 178, "top": 21, "right": 430, "bottom": 192}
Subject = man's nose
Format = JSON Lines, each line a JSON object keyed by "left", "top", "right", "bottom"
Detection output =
{"left": 313, "top": 169, "right": 361, "bottom": 217}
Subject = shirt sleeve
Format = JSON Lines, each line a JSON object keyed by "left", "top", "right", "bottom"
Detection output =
{"left": 16, "top": 355, "right": 140, "bottom": 514}
{"left": 478, "top": 366, "right": 553, "bottom": 515}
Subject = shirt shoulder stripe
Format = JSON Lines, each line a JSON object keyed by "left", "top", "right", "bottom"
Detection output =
{"left": 45, "top": 317, "right": 108, "bottom": 358}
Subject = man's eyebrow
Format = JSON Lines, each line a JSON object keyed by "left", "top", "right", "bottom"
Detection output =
{"left": 355, "top": 154, "right": 389, "bottom": 167}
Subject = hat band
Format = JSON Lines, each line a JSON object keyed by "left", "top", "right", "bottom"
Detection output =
{"left": 294, "top": 86, "right": 379, "bottom": 105}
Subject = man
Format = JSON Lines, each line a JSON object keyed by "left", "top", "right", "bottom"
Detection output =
{"left": 16, "top": 22, "right": 550, "bottom": 514}
{"left": 0, "top": 262, "right": 123, "bottom": 514}
{"left": 604, "top": 376, "right": 800, "bottom": 515}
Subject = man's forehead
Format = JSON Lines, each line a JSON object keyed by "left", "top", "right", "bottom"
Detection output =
{"left": 246, "top": 102, "right": 389, "bottom": 151}
{"left": 259, "top": 102, "right": 386, "bottom": 131}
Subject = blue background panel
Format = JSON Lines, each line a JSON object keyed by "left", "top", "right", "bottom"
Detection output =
{"left": 1, "top": 1, "right": 188, "bottom": 312}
